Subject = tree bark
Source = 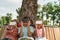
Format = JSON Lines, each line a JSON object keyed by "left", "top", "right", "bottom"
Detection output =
{"left": 19, "top": 0, "right": 37, "bottom": 24}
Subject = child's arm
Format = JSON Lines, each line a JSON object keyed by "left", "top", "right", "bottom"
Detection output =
{"left": 20, "top": 22, "right": 23, "bottom": 37}
{"left": 35, "top": 25, "right": 38, "bottom": 37}
{"left": 27, "top": 21, "right": 33, "bottom": 37}
{"left": 28, "top": 26, "right": 33, "bottom": 37}
{"left": 42, "top": 24, "right": 45, "bottom": 37}
{"left": 20, "top": 27, "right": 23, "bottom": 37}
{"left": 34, "top": 29, "right": 38, "bottom": 37}
{"left": 34, "top": 25, "right": 38, "bottom": 38}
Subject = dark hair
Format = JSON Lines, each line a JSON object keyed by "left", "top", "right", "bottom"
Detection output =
{"left": 22, "top": 16, "right": 30, "bottom": 22}
{"left": 2, "top": 38, "right": 11, "bottom": 40}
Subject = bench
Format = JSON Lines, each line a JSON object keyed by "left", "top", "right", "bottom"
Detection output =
{"left": 0, "top": 26, "right": 60, "bottom": 40}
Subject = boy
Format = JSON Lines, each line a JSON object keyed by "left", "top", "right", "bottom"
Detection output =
{"left": 18, "top": 17, "right": 34, "bottom": 40}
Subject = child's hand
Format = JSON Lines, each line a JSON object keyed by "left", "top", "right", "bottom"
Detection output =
{"left": 27, "top": 21, "right": 30, "bottom": 27}
{"left": 21, "top": 22, "right": 23, "bottom": 27}
{"left": 35, "top": 25, "right": 37, "bottom": 29}
{"left": 41, "top": 24, "right": 44, "bottom": 28}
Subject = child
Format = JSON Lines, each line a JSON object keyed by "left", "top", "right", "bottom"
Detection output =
{"left": 2, "top": 22, "right": 18, "bottom": 40}
{"left": 34, "top": 20, "right": 46, "bottom": 40}
{"left": 18, "top": 17, "right": 34, "bottom": 40}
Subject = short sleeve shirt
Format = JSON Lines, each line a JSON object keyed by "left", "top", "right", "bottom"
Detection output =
{"left": 18, "top": 26, "right": 34, "bottom": 37}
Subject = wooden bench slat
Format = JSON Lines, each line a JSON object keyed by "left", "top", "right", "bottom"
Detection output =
{"left": 49, "top": 27, "right": 55, "bottom": 40}
{"left": 45, "top": 27, "right": 50, "bottom": 40}
{"left": 54, "top": 28, "right": 60, "bottom": 40}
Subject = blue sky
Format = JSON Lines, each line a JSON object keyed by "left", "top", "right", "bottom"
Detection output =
{"left": 0, "top": 0, "right": 59, "bottom": 19}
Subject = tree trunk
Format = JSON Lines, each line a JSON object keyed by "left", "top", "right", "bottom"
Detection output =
{"left": 19, "top": 0, "right": 37, "bottom": 24}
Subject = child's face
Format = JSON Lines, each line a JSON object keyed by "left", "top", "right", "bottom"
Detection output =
{"left": 23, "top": 22, "right": 28, "bottom": 26}
{"left": 36, "top": 24, "right": 42, "bottom": 29}
{"left": 23, "top": 21, "right": 28, "bottom": 27}
{"left": 23, "top": 21, "right": 30, "bottom": 27}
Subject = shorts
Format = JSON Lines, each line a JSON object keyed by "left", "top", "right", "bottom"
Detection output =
{"left": 35, "top": 37, "right": 46, "bottom": 40}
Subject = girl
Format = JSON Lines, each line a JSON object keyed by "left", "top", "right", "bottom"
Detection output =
{"left": 34, "top": 20, "right": 46, "bottom": 40}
